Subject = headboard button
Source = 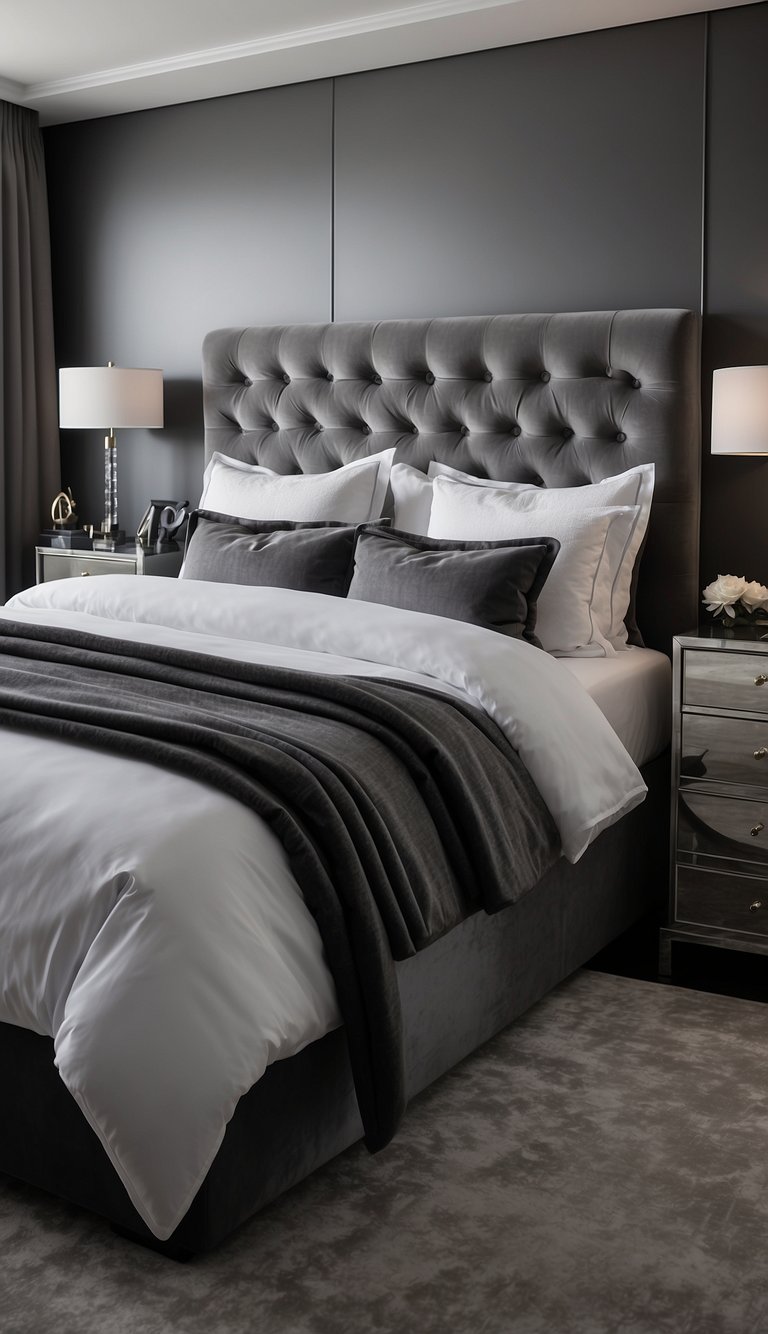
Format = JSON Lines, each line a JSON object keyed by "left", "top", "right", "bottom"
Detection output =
{"left": 425, "top": 371, "right": 435, "bottom": 385}
{"left": 271, "top": 421, "right": 280, "bottom": 431}
{"left": 326, "top": 371, "right": 334, "bottom": 382}
{"left": 483, "top": 371, "right": 493, "bottom": 382}
{"left": 243, "top": 377, "right": 252, "bottom": 387}
{"left": 562, "top": 427, "right": 573, "bottom": 439}
{"left": 633, "top": 378, "right": 641, "bottom": 389}
{"left": 411, "top": 425, "right": 419, "bottom": 434}
{"left": 282, "top": 373, "right": 291, "bottom": 384}
{"left": 616, "top": 431, "right": 627, "bottom": 443}
{"left": 460, "top": 425, "right": 469, "bottom": 436}
{"left": 361, "top": 424, "right": 371, "bottom": 435}
{"left": 511, "top": 425, "right": 521, "bottom": 437}
{"left": 540, "top": 371, "right": 551, "bottom": 383}
{"left": 372, "top": 373, "right": 382, "bottom": 386}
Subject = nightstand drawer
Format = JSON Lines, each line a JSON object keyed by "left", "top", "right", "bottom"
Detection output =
{"left": 678, "top": 790, "right": 768, "bottom": 867}
{"left": 681, "top": 713, "right": 768, "bottom": 786}
{"left": 36, "top": 545, "right": 182, "bottom": 583}
{"left": 684, "top": 649, "right": 768, "bottom": 714}
{"left": 676, "top": 865, "right": 768, "bottom": 936}
{"left": 38, "top": 552, "right": 133, "bottom": 579}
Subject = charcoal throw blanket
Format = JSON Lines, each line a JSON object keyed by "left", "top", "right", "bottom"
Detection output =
{"left": 0, "top": 619, "right": 559, "bottom": 1149}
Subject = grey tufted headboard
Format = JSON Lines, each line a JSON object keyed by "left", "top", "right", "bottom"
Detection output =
{"left": 202, "top": 310, "right": 700, "bottom": 651}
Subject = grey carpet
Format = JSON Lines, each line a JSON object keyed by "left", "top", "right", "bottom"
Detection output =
{"left": 1, "top": 969, "right": 767, "bottom": 1334}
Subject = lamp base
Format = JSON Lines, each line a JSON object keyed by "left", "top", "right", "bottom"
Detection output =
{"left": 93, "top": 530, "right": 127, "bottom": 551}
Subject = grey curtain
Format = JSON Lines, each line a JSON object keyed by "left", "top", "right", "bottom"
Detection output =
{"left": 0, "top": 99, "right": 59, "bottom": 601}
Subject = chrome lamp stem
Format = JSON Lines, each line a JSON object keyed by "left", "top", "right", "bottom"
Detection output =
{"left": 103, "top": 427, "right": 118, "bottom": 533}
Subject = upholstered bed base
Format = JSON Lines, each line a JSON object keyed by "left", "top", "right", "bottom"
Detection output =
{"left": 0, "top": 752, "right": 668, "bottom": 1256}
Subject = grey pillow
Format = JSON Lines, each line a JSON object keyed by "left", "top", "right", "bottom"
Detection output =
{"left": 181, "top": 511, "right": 363, "bottom": 596}
{"left": 347, "top": 526, "right": 560, "bottom": 643}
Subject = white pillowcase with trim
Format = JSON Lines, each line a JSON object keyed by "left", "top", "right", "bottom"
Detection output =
{"left": 390, "top": 460, "right": 530, "bottom": 535}
{"left": 200, "top": 448, "right": 396, "bottom": 524}
{"left": 428, "top": 460, "right": 654, "bottom": 649}
{"left": 428, "top": 474, "right": 638, "bottom": 657}
{"left": 390, "top": 462, "right": 435, "bottom": 534}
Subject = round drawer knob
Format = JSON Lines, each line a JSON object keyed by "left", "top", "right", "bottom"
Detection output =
{"left": 750, "top": 900, "right": 764, "bottom": 912}
{"left": 754, "top": 748, "right": 768, "bottom": 760}
{"left": 79, "top": 571, "right": 91, "bottom": 577}
{"left": 755, "top": 675, "right": 767, "bottom": 686}
{"left": 751, "top": 823, "right": 765, "bottom": 837}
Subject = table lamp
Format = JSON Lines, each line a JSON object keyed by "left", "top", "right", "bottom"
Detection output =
{"left": 711, "top": 366, "right": 768, "bottom": 456}
{"left": 59, "top": 362, "right": 164, "bottom": 547}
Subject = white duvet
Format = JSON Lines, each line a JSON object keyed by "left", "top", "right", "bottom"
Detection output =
{"left": 0, "top": 577, "right": 646, "bottom": 1238}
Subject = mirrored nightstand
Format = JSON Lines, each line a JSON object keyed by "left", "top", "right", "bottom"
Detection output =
{"left": 661, "top": 624, "right": 768, "bottom": 974}
{"left": 35, "top": 544, "right": 183, "bottom": 583}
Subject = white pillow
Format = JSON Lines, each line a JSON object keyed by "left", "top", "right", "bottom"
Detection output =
{"left": 428, "top": 475, "right": 638, "bottom": 657}
{"left": 390, "top": 462, "right": 434, "bottom": 533}
{"left": 200, "top": 448, "right": 396, "bottom": 524}
{"left": 390, "top": 460, "right": 537, "bottom": 535}
{"left": 429, "top": 461, "right": 654, "bottom": 648}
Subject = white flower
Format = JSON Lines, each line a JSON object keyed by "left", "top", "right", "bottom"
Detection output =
{"left": 702, "top": 574, "right": 748, "bottom": 617}
{"left": 740, "top": 580, "right": 768, "bottom": 611}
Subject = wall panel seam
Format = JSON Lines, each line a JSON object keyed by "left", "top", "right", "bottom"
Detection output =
{"left": 331, "top": 77, "right": 336, "bottom": 324}
{"left": 700, "top": 10, "right": 709, "bottom": 319}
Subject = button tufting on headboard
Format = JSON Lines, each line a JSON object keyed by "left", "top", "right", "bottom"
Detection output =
{"left": 202, "top": 310, "right": 700, "bottom": 651}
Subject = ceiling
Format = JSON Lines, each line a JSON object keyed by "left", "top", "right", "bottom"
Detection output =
{"left": 0, "top": 0, "right": 759, "bottom": 126}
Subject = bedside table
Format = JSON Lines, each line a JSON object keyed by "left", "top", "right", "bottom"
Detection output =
{"left": 35, "top": 545, "right": 183, "bottom": 584}
{"left": 660, "top": 626, "right": 768, "bottom": 974}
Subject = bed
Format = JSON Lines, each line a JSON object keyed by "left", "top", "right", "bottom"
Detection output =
{"left": 0, "top": 309, "right": 700, "bottom": 1256}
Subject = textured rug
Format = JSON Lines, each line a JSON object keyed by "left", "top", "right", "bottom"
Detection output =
{"left": 2, "top": 970, "right": 768, "bottom": 1334}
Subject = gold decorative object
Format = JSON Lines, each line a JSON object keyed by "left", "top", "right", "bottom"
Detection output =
{"left": 51, "top": 487, "right": 78, "bottom": 528}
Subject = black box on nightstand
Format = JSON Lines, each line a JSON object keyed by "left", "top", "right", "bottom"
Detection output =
{"left": 38, "top": 529, "right": 93, "bottom": 551}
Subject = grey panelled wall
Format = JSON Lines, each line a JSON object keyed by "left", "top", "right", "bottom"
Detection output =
{"left": 702, "top": 2, "right": 768, "bottom": 587}
{"left": 42, "top": 4, "right": 768, "bottom": 589}
{"left": 334, "top": 18, "right": 704, "bottom": 321}
{"left": 44, "top": 82, "right": 333, "bottom": 533}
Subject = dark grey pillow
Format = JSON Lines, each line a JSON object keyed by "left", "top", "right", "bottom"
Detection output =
{"left": 181, "top": 511, "right": 364, "bottom": 596}
{"left": 347, "top": 526, "right": 560, "bottom": 644}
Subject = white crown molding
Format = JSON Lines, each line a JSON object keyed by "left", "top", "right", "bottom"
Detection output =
{"left": 0, "top": 73, "right": 26, "bottom": 105}
{"left": 5, "top": 0, "right": 760, "bottom": 126}
{"left": 27, "top": 0, "right": 516, "bottom": 98}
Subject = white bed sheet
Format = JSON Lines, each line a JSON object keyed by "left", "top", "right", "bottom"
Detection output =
{"left": 560, "top": 646, "right": 671, "bottom": 768}
{"left": 0, "top": 578, "right": 647, "bottom": 1239}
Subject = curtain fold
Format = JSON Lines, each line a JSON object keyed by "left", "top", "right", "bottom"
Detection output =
{"left": 0, "top": 99, "right": 60, "bottom": 601}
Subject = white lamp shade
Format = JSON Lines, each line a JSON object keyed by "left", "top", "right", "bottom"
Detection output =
{"left": 711, "top": 365, "right": 768, "bottom": 456}
{"left": 59, "top": 366, "right": 163, "bottom": 430}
